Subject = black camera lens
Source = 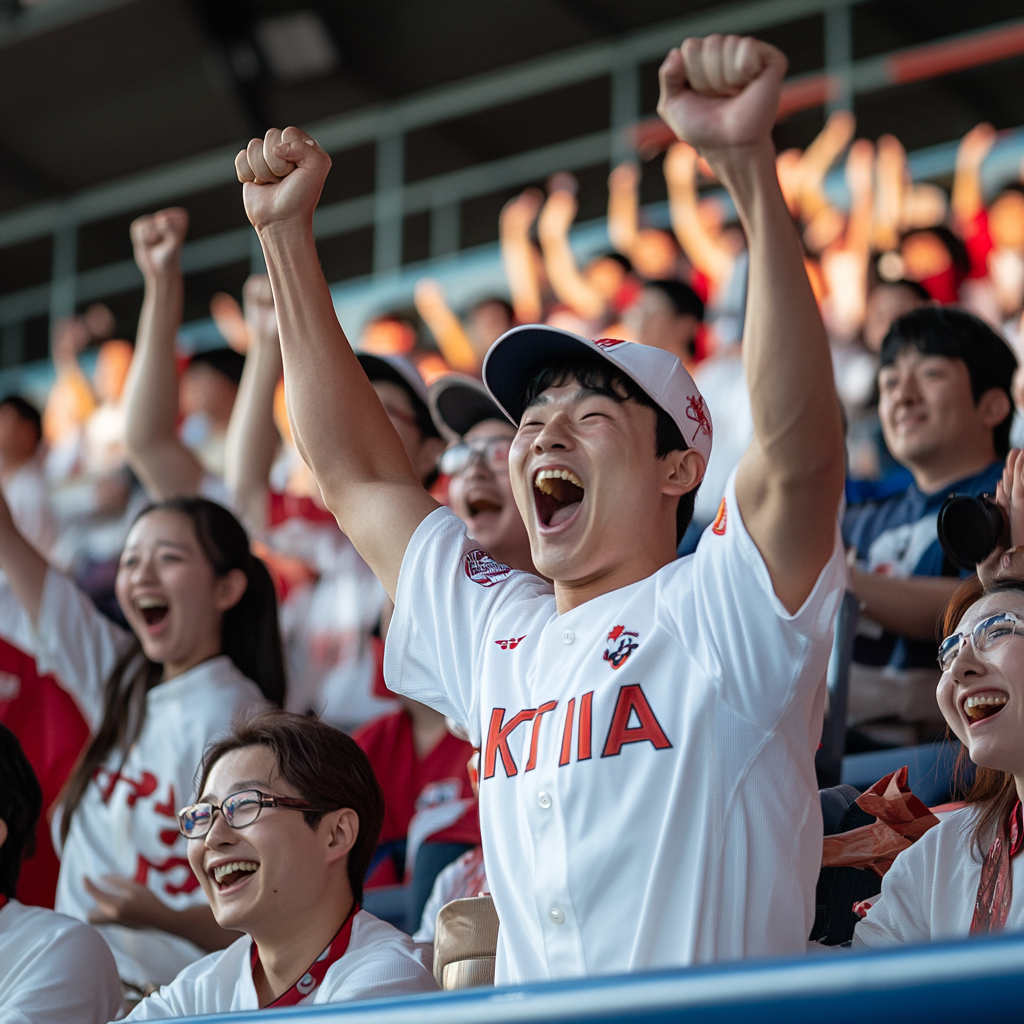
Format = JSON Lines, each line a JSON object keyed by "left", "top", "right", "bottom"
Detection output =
{"left": 937, "top": 494, "right": 1005, "bottom": 571}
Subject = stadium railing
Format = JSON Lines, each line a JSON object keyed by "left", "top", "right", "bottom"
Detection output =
{"left": 165, "top": 931, "right": 1024, "bottom": 1024}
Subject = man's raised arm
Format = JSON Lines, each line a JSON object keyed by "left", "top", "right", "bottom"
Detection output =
{"left": 658, "top": 36, "right": 844, "bottom": 613}
{"left": 235, "top": 129, "right": 438, "bottom": 597}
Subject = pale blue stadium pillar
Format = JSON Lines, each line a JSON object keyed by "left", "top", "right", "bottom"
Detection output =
{"left": 374, "top": 132, "right": 405, "bottom": 276}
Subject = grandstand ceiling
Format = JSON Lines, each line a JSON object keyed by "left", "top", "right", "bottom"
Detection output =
{"left": 0, "top": 0, "right": 1023, "bottom": 358}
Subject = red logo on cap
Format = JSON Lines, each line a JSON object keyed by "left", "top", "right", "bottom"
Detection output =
{"left": 593, "top": 337, "right": 628, "bottom": 349}
{"left": 712, "top": 498, "right": 727, "bottom": 536}
{"left": 685, "top": 395, "right": 712, "bottom": 439}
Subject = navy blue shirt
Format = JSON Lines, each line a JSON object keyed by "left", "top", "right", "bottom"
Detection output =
{"left": 842, "top": 461, "right": 1003, "bottom": 669}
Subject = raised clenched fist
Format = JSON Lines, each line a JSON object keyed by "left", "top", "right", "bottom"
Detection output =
{"left": 130, "top": 207, "right": 189, "bottom": 280}
{"left": 235, "top": 126, "right": 331, "bottom": 233}
{"left": 657, "top": 35, "right": 787, "bottom": 155}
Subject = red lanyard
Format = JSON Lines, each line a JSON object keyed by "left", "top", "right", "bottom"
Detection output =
{"left": 251, "top": 903, "right": 359, "bottom": 1008}
{"left": 972, "top": 800, "right": 1023, "bottom": 934}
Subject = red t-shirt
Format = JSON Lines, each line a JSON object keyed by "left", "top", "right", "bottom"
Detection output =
{"left": 0, "top": 637, "right": 90, "bottom": 907}
{"left": 354, "top": 710, "right": 478, "bottom": 887}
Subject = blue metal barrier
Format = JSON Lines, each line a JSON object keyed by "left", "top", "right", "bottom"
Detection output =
{"left": 169, "top": 931, "right": 1024, "bottom": 1024}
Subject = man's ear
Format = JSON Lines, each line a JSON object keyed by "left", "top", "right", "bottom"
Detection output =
{"left": 213, "top": 568, "right": 249, "bottom": 613}
{"left": 978, "top": 387, "right": 1012, "bottom": 430}
{"left": 323, "top": 808, "right": 359, "bottom": 866}
{"left": 661, "top": 448, "right": 706, "bottom": 497}
{"left": 0, "top": 818, "right": 8, "bottom": 852}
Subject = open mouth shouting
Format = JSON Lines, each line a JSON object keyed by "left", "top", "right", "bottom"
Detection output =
{"left": 466, "top": 491, "right": 503, "bottom": 519}
{"left": 136, "top": 595, "right": 169, "bottom": 633}
{"left": 210, "top": 859, "right": 259, "bottom": 893}
{"left": 962, "top": 690, "right": 1009, "bottom": 725}
{"left": 534, "top": 468, "right": 584, "bottom": 530}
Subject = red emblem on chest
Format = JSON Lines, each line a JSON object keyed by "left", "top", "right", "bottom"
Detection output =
{"left": 464, "top": 550, "right": 514, "bottom": 587}
{"left": 603, "top": 625, "right": 639, "bottom": 669}
{"left": 494, "top": 635, "right": 527, "bottom": 650}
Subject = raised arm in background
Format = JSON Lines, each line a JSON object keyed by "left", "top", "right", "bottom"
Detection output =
{"left": 499, "top": 188, "right": 544, "bottom": 324}
{"left": 872, "top": 134, "right": 907, "bottom": 253}
{"left": 951, "top": 122, "right": 996, "bottom": 233}
{"left": 235, "top": 131, "right": 439, "bottom": 598}
{"left": 607, "top": 161, "right": 640, "bottom": 256}
{"left": 663, "top": 141, "right": 734, "bottom": 296}
{"left": 224, "top": 274, "right": 281, "bottom": 534}
{"left": 658, "top": 35, "right": 845, "bottom": 612}
{"left": 123, "top": 208, "right": 204, "bottom": 500}
{"left": 414, "top": 279, "right": 479, "bottom": 374}
{"left": 0, "top": 485, "right": 48, "bottom": 625}
{"left": 536, "top": 175, "right": 606, "bottom": 322}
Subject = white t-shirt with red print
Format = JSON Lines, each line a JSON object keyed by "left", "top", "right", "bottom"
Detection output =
{"left": 385, "top": 471, "right": 846, "bottom": 984}
{"left": 126, "top": 908, "right": 436, "bottom": 1018}
{"left": 30, "top": 568, "right": 266, "bottom": 990}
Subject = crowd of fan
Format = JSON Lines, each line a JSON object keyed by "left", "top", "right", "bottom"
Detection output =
{"left": 0, "top": 30, "right": 1023, "bottom": 1023}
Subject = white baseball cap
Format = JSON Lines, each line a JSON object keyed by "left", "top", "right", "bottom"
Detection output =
{"left": 481, "top": 326, "right": 713, "bottom": 463}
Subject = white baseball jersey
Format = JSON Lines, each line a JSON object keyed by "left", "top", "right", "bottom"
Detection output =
{"left": 0, "top": 898, "right": 122, "bottom": 1024}
{"left": 385, "top": 471, "right": 845, "bottom": 983}
{"left": 853, "top": 807, "right": 1024, "bottom": 947}
{"left": 30, "top": 568, "right": 267, "bottom": 990}
{"left": 126, "top": 909, "right": 436, "bottom": 1017}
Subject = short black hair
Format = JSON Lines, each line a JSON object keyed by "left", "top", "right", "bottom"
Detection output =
{"left": 871, "top": 278, "right": 930, "bottom": 303}
{"left": 0, "top": 395, "right": 42, "bottom": 444}
{"left": 645, "top": 279, "right": 705, "bottom": 322}
{"left": 521, "top": 352, "right": 696, "bottom": 544}
{"left": 187, "top": 347, "right": 246, "bottom": 386}
{"left": 880, "top": 306, "right": 1017, "bottom": 457}
{"left": 0, "top": 724, "right": 42, "bottom": 899}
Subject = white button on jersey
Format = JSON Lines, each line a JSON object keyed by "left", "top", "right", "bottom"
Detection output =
{"left": 537, "top": 791, "right": 552, "bottom": 809}
{"left": 549, "top": 907, "right": 565, "bottom": 925}
{"left": 561, "top": 629, "right": 575, "bottom": 644}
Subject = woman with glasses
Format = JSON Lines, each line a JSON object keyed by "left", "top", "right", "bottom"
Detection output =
{"left": 127, "top": 711, "right": 436, "bottom": 1017}
{"left": 854, "top": 451, "right": 1024, "bottom": 946}
{"left": 0, "top": 488, "right": 283, "bottom": 1000}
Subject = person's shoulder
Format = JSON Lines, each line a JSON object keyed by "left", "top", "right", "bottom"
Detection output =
{"left": 350, "top": 908, "right": 424, "bottom": 953}
{"left": 352, "top": 709, "right": 405, "bottom": 749}
{"left": 1, "top": 901, "right": 116, "bottom": 966}
{"left": 159, "top": 934, "right": 248, "bottom": 984}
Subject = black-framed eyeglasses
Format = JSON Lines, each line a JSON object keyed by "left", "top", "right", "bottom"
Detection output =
{"left": 438, "top": 436, "right": 512, "bottom": 476}
{"left": 177, "top": 789, "right": 327, "bottom": 839}
{"left": 937, "top": 611, "right": 1024, "bottom": 672}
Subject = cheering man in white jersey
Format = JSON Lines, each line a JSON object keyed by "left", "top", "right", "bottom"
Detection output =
{"left": 236, "top": 34, "right": 846, "bottom": 981}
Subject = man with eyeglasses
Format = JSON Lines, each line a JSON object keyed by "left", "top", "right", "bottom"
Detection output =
{"left": 431, "top": 374, "right": 537, "bottom": 576}
{"left": 126, "top": 711, "right": 436, "bottom": 1017}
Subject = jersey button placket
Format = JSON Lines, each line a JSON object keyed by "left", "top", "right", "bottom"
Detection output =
{"left": 561, "top": 629, "right": 575, "bottom": 644}
{"left": 537, "top": 790, "right": 552, "bottom": 809}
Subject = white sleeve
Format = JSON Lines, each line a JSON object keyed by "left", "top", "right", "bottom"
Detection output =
{"left": 676, "top": 470, "right": 846, "bottom": 721}
{"left": 321, "top": 942, "right": 437, "bottom": 1002}
{"left": 384, "top": 506, "right": 546, "bottom": 733}
{"left": 3, "top": 917, "right": 122, "bottom": 1024}
{"left": 852, "top": 837, "right": 934, "bottom": 949}
{"left": 32, "top": 567, "right": 136, "bottom": 731}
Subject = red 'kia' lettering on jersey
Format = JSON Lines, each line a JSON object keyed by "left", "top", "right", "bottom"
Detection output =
{"left": 483, "top": 707, "right": 537, "bottom": 779}
{"left": 712, "top": 497, "right": 728, "bottom": 536}
{"left": 601, "top": 684, "right": 673, "bottom": 757}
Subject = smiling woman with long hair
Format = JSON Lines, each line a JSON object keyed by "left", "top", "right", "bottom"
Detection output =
{"left": 855, "top": 452, "right": 1024, "bottom": 946}
{"left": 0, "top": 490, "right": 284, "bottom": 998}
